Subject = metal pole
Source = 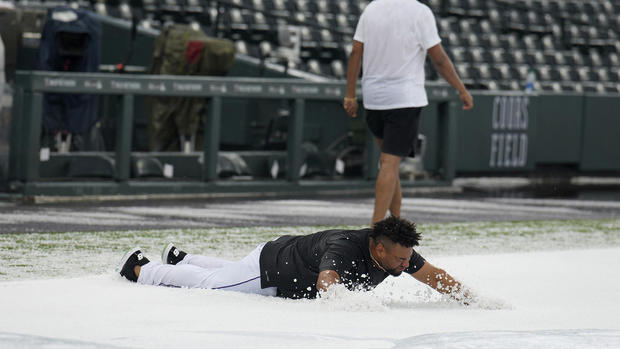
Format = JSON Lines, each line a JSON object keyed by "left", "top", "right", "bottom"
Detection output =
{"left": 8, "top": 87, "right": 24, "bottom": 181}
{"left": 286, "top": 98, "right": 304, "bottom": 182}
{"left": 115, "top": 94, "right": 134, "bottom": 181}
{"left": 363, "top": 109, "right": 380, "bottom": 180}
{"left": 439, "top": 101, "right": 458, "bottom": 182}
{"left": 203, "top": 96, "right": 222, "bottom": 181}
{"left": 22, "top": 92, "right": 43, "bottom": 182}
{"left": 213, "top": 2, "right": 222, "bottom": 37}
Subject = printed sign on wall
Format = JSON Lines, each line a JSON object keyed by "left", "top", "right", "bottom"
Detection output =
{"left": 489, "top": 96, "right": 529, "bottom": 168}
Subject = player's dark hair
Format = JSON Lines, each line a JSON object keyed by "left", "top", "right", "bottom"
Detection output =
{"left": 371, "top": 216, "right": 421, "bottom": 247}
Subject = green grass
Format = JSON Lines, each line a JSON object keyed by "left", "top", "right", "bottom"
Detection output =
{"left": 1, "top": 219, "right": 619, "bottom": 282}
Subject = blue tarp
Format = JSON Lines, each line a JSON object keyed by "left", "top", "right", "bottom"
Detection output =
{"left": 37, "top": 7, "right": 101, "bottom": 134}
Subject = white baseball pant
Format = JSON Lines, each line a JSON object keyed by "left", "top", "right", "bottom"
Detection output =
{"left": 137, "top": 243, "right": 277, "bottom": 296}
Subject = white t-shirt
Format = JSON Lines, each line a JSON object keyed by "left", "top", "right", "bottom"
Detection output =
{"left": 353, "top": 0, "right": 441, "bottom": 109}
{"left": 0, "top": 34, "right": 5, "bottom": 110}
{"left": 0, "top": 34, "right": 5, "bottom": 86}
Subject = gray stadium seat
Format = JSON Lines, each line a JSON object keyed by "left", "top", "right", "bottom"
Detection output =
{"left": 23, "top": 0, "right": 615, "bottom": 91}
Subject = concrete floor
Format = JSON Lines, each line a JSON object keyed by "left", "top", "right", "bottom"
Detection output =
{"left": 2, "top": 179, "right": 620, "bottom": 233}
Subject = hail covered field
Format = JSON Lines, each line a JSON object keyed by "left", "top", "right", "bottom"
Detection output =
{"left": 1, "top": 194, "right": 620, "bottom": 348}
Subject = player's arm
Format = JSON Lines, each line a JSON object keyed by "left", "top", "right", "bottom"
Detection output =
{"left": 410, "top": 261, "right": 474, "bottom": 304}
{"left": 427, "top": 43, "right": 473, "bottom": 110}
{"left": 344, "top": 40, "right": 363, "bottom": 117}
{"left": 316, "top": 269, "right": 342, "bottom": 292}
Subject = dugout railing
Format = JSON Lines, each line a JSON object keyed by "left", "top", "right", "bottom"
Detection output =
{"left": 6, "top": 71, "right": 460, "bottom": 198}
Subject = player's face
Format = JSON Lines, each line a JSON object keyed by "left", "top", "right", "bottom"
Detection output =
{"left": 381, "top": 243, "right": 413, "bottom": 276}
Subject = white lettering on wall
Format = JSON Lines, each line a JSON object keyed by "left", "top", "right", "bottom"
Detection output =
{"left": 489, "top": 96, "right": 529, "bottom": 168}
{"left": 173, "top": 82, "right": 202, "bottom": 92}
{"left": 44, "top": 78, "right": 77, "bottom": 88}
{"left": 110, "top": 80, "right": 142, "bottom": 90}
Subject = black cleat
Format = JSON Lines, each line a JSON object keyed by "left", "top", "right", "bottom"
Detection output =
{"left": 162, "top": 243, "right": 187, "bottom": 265}
{"left": 118, "top": 247, "right": 150, "bottom": 282}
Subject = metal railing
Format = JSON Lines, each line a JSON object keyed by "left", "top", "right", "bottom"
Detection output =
{"left": 9, "top": 70, "right": 460, "bottom": 196}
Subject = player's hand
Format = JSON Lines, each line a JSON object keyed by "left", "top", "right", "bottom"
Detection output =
{"left": 343, "top": 97, "right": 358, "bottom": 118}
{"left": 459, "top": 90, "right": 473, "bottom": 110}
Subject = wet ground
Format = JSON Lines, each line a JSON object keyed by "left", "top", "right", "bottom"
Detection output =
{"left": 1, "top": 178, "right": 620, "bottom": 234}
{"left": 1, "top": 180, "right": 620, "bottom": 349}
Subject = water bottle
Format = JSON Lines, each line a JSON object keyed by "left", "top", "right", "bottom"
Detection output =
{"left": 525, "top": 69, "right": 536, "bottom": 93}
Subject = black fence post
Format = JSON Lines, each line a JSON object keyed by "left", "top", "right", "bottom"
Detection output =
{"left": 8, "top": 86, "right": 24, "bottom": 181}
{"left": 115, "top": 94, "right": 134, "bottom": 181}
{"left": 203, "top": 96, "right": 222, "bottom": 181}
{"left": 286, "top": 98, "right": 305, "bottom": 182}
{"left": 22, "top": 92, "right": 43, "bottom": 182}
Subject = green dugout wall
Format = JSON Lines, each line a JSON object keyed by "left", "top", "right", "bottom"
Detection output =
{"left": 455, "top": 92, "right": 536, "bottom": 173}
{"left": 580, "top": 95, "right": 620, "bottom": 171}
{"left": 3, "top": 73, "right": 620, "bottom": 198}
{"left": 452, "top": 92, "right": 620, "bottom": 175}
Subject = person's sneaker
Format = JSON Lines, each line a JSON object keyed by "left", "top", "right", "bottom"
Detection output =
{"left": 118, "top": 247, "right": 150, "bottom": 282}
{"left": 162, "top": 243, "right": 187, "bottom": 265}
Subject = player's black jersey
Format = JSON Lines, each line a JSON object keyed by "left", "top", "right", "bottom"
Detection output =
{"left": 259, "top": 228, "right": 425, "bottom": 299}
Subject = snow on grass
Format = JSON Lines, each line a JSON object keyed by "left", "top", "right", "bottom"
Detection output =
{"left": 1, "top": 219, "right": 620, "bottom": 348}
{"left": 1, "top": 248, "right": 619, "bottom": 349}
{"left": 1, "top": 219, "right": 619, "bottom": 281}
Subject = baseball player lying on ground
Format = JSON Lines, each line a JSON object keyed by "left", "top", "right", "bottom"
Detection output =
{"left": 118, "top": 216, "right": 474, "bottom": 302}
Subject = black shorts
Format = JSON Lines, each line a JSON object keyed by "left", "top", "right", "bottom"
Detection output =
{"left": 365, "top": 107, "right": 422, "bottom": 157}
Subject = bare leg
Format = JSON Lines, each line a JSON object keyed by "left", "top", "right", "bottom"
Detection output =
{"left": 390, "top": 175, "right": 402, "bottom": 218}
{"left": 371, "top": 138, "right": 402, "bottom": 225}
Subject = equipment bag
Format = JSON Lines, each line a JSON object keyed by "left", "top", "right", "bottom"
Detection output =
{"left": 147, "top": 24, "right": 235, "bottom": 151}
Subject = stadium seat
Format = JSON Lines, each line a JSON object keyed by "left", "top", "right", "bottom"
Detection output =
{"left": 184, "top": 0, "right": 209, "bottom": 24}
{"left": 595, "top": 67, "right": 613, "bottom": 82}
{"left": 247, "top": 12, "right": 275, "bottom": 43}
{"left": 483, "top": 80, "right": 499, "bottom": 91}
{"left": 314, "top": 13, "right": 328, "bottom": 28}
{"left": 259, "top": 40, "right": 273, "bottom": 58}
{"left": 558, "top": 81, "right": 574, "bottom": 92}
{"left": 494, "top": 63, "right": 511, "bottom": 80}
{"left": 536, "top": 65, "right": 550, "bottom": 81}
{"left": 489, "top": 48, "right": 505, "bottom": 64}
{"left": 541, "top": 52, "right": 556, "bottom": 65}
{"left": 17, "top": 0, "right": 614, "bottom": 91}
{"left": 604, "top": 83, "right": 620, "bottom": 93}
{"left": 546, "top": 66, "right": 563, "bottom": 81}
{"left": 540, "top": 81, "right": 561, "bottom": 92}
{"left": 93, "top": 0, "right": 108, "bottom": 16}
{"left": 424, "top": 60, "right": 438, "bottom": 80}
{"left": 140, "top": 0, "right": 158, "bottom": 15}
{"left": 470, "top": 47, "right": 491, "bottom": 63}
{"left": 235, "top": 40, "right": 248, "bottom": 55}
{"left": 541, "top": 35, "right": 557, "bottom": 51}
{"left": 306, "top": 58, "right": 321, "bottom": 75}
{"left": 450, "top": 47, "right": 469, "bottom": 63}
{"left": 335, "top": 12, "right": 353, "bottom": 29}
{"left": 330, "top": 59, "right": 345, "bottom": 79}
{"left": 498, "top": 80, "right": 520, "bottom": 91}
{"left": 294, "top": 0, "right": 315, "bottom": 14}
{"left": 477, "top": 63, "right": 491, "bottom": 80}
{"left": 515, "top": 65, "right": 529, "bottom": 81}
{"left": 522, "top": 35, "right": 542, "bottom": 51}
{"left": 117, "top": 1, "right": 133, "bottom": 21}
{"left": 160, "top": 0, "right": 184, "bottom": 23}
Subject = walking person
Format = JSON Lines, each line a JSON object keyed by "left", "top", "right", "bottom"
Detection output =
{"left": 118, "top": 216, "right": 474, "bottom": 303}
{"left": 343, "top": 0, "right": 474, "bottom": 225}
